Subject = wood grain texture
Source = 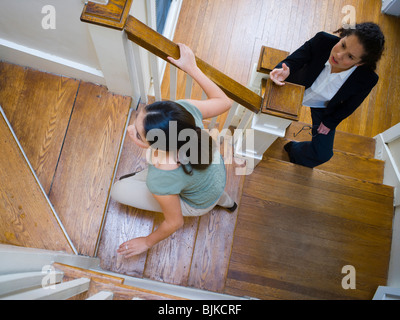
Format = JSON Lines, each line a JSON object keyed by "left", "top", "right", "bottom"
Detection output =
{"left": 0, "top": 111, "right": 74, "bottom": 253}
{"left": 0, "top": 62, "right": 80, "bottom": 194}
{"left": 257, "top": 46, "right": 290, "bottom": 74}
{"left": 188, "top": 156, "right": 246, "bottom": 292}
{"left": 286, "top": 121, "right": 377, "bottom": 158}
{"left": 225, "top": 157, "right": 393, "bottom": 300}
{"left": 264, "top": 137, "right": 385, "bottom": 184}
{"left": 97, "top": 109, "right": 153, "bottom": 277}
{"left": 81, "top": 0, "right": 133, "bottom": 30}
{"left": 98, "top": 112, "right": 246, "bottom": 291}
{"left": 261, "top": 78, "right": 304, "bottom": 121}
{"left": 49, "top": 82, "right": 131, "bottom": 256}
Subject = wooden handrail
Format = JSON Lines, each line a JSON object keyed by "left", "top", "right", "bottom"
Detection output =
{"left": 124, "top": 16, "right": 261, "bottom": 114}
{"left": 81, "top": 1, "right": 262, "bottom": 113}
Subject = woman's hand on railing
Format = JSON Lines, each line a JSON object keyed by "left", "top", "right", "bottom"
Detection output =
{"left": 167, "top": 43, "right": 198, "bottom": 75}
{"left": 270, "top": 63, "right": 290, "bottom": 86}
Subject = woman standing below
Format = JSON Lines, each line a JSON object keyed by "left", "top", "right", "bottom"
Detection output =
{"left": 270, "top": 22, "right": 385, "bottom": 168}
{"left": 111, "top": 44, "right": 236, "bottom": 258}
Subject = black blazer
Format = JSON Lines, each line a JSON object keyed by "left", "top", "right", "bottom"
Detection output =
{"left": 275, "top": 32, "right": 378, "bottom": 130}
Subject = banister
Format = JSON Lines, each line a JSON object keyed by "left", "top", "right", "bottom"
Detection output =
{"left": 81, "top": 0, "right": 262, "bottom": 113}
{"left": 124, "top": 16, "right": 261, "bottom": 114}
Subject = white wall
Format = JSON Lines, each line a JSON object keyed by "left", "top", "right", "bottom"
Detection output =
{"left": 375, "top": 123, "right": 400, "bottom": 288}
{"left": 0, "top": 0, "right": 105, "bottom": 84}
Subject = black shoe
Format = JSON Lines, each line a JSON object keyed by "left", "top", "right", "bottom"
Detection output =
{"left": 225, "top": 202, "right": 238, "bottom": 213}
{"left": 284, "top": 141, "right": 293, "bottom": 153}
{"left": 284, "top": 142, "right": 295, "bottom": 163}
{"left": 119, "top": 172, "right": 137, "bottom": 180}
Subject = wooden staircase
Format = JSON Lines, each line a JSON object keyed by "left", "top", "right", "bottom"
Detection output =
{"left": 0, "top": 58, "right": 394, "bottom": 299}
{"left": 268, "top": 121, "right": 385, "bottom": 183}
{"left": 225, "top": 122, "right": 394, "bottom": 300}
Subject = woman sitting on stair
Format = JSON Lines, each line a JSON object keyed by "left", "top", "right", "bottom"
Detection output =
{"left": 111, "top": 43, "right": 236, "bottom": 258}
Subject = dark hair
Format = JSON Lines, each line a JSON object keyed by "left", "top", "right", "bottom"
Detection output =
{"left": 334, "top": 22, "right": 385, "bottom": 71}
{"left": 143, "top": 101, "right": 214, "bottom": 175}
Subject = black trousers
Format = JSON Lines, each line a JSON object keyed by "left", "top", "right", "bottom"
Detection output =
{"left": 289, "top": 108, "right": 336, "bottom": 168}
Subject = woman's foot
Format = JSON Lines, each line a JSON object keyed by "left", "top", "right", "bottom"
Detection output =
{"left": 225, "top": 202, "right": 237, "bottom": 213}
{"left": 284, "top": 142, "right": 295, "bottom": 163}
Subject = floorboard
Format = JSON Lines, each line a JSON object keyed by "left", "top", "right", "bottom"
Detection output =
{"left": 0, "top": 62, "right": 79, "bottom": 193}
{"left": 0, "top": 109, "right": 75, "bottom": 253}
{"left": 225, "top": 158, "right": 393, "bottom": 300}
{"left": 49, "top": 82, "right": 131, "bottom": 256}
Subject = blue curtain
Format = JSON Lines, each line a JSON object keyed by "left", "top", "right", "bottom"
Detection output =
{"left": 156, "top": 0, "right": 173, "bottom": 34}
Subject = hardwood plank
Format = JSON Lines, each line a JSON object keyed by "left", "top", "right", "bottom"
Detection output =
{"left": 187, "top": 149, "right": 247, "bottom": 292}
{"left": 264, "top": 137, "right": 385, "bottom": 184}
{"left": 0, "top": 62, "right": 80, "bottom": 193}
{"left": 97, "top": 109, "right": 153, "bottom": 277}
{"left": 245, "top": 158, "right": 392, "bottom": 227}
{"left": 0, "top": 109, "right": 74, "bottom": 253}
{"left": 286, "top": 121, "right": 376, "bottom": 158}
{"left": 225, "top": 157, "right": 392, "bottom": 300}
{"left": 143, "top": 215, "right": 199, "bottom": 285}
{"left": 49, "top": 82, "right": 131, "bottom": 256}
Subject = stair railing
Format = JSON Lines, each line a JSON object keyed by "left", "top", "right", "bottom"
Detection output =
{"left": 81, "top": 0, "right": 262, "bottom": 134}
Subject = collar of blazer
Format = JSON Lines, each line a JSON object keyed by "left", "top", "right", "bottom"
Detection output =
{"left": 328, "top": 66, "right": 379, "bottom": 107}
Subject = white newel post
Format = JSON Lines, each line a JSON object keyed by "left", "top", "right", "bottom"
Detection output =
{"left": 87, "top": 23, "right": 141, "bottom": 106}
{"left": 233, "top": 63, "right": 293, "bottom": 172}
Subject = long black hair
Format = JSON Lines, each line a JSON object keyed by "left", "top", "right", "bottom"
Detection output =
{"left": 143, "top": 101, "right": 214, "bottom": 175}
{"left": 334, "top": 22, "right": 385, "bottom": 71}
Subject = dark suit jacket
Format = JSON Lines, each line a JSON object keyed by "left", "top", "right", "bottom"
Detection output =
{"left": 275, "top": 32, "right": 379, "bottom": 130}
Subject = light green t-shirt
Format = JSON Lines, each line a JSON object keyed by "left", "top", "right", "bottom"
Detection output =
{"left": 146, "top": 100, "right": 226, "bottom": 209}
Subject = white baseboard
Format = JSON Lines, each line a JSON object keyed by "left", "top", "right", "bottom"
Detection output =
{"left": 0, "top": 38, "right": 105, "bottom": 85}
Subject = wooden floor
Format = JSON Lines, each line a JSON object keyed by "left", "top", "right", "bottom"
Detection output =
{"left": 0, "top": 0, "right": 397, "bottom": 300}
{"left": 0, "top": 107, "right": 75, "bottom": 254}
{"left": 0, "top": 62, "right": 131, "bottom": 257}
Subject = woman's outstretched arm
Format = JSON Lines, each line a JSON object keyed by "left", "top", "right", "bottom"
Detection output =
{"left": 168, "top": 43, "right": 232, "bottom": 119}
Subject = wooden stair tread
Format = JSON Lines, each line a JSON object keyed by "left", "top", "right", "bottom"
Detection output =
{"left": 48, "top": 82, "right": 131, "bottom": 257}
{"left": 0, "top": 109, "right": 75, "bottom": 253}
{"left": 286, "top": 121, "right": 376, "bottom": 158}
{"left": 265, "top": 137, "right": 385, "bottom": 184}
{"left": 98, "top": 107, "right": 246, "bottom": 293}
{"left": 226, "top": 156, "right": 393, "bottom": 300}
{"left": 253, "top": 157, "right": 393, "bottom": 227}
{"left": 0, "top": 62, "right": 80, "bottom": 194}
{"left": 259, "top": 157, "right": 393, "bottom": 202}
